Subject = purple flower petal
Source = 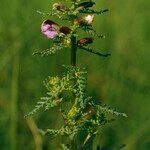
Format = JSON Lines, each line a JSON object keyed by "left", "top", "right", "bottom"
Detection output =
{"left": 41, "top": 24, "right": 50, "bottom": 32}
{"left": 45, "top": 30, "right": 59, "bottom": 39}
{"left": 41, "top": 20, "right": 60, "bottom": 39}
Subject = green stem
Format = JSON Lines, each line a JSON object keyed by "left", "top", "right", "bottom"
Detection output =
{"left": 70, "top": 35, "right": 77, "bottom": 149}
{"left": 71, "top": 35, "right": 77, "bottom": 66}
{"left": 70, "top": 139, "right": 76, "bottom": 150}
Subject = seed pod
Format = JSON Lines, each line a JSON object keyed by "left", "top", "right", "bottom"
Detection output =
{"left": 77, "top": 37, "right": 94, "bottom": 46}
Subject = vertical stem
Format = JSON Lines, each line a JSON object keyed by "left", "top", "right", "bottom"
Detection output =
{"left": 70, "top": 139, "right": 75, "bottom": 150}
{"left": 71, "top": 35, "right": 77, "bottom": 66}
{"left": 70, "top": 35, "right": 77, "bottom": 149}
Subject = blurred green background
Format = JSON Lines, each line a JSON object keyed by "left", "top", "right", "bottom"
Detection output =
{"left": 0, "top": 0, "right": 149, "bottom": 149}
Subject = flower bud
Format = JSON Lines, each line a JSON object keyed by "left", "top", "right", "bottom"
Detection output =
{"left": 77, "top": 37, "right": 93, "bottom": 46}
{"left": 59, "top": 26, "right": 71, "bottom": 35}
{"left": 53, "top": 3, "right": 66, "bottom": 12}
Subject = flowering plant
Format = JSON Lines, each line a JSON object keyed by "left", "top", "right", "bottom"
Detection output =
{"left": 25, "top": 1, "right": 127, "bottom": 149}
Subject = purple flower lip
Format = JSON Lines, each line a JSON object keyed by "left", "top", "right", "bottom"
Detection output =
{"left": 41, "top": 20, "right": 71, "bottom": 39}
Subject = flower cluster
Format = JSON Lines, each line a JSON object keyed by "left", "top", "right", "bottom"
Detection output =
{"left": 36, "top": 1, "right": 111, "bottom": 58}
{"left": 41, "top": 14, "right": 94, "bottom": 40}
{"left": 41, "top": 2, "right": 94, "bottom": 42}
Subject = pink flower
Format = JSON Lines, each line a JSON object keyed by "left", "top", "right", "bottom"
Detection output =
{"left": 41, "top": 20, "right": 60, "bottom": 39}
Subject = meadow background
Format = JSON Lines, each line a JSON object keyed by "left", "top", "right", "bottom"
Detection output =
{"left": 0, "top": 0, "right": 149, "bottom": 149}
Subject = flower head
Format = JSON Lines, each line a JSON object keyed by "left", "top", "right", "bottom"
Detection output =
{"left": 84, "top": 14, "right": 94, "bottom": 24}
{"left": 41, "top": 20, "right": 60, "bottom": 39}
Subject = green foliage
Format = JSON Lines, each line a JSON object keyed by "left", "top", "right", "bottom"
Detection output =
{"left": 25, "top": 66, "right": 127, "bottom": 148}
{"left": 33, "top": 43, "right": 66, "bottom": 56}
{"left": 25, "top": 66, "right": 88, "bottom": 117}
{"left": 61, "top": 144, "right": 70, "bottom": 150}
